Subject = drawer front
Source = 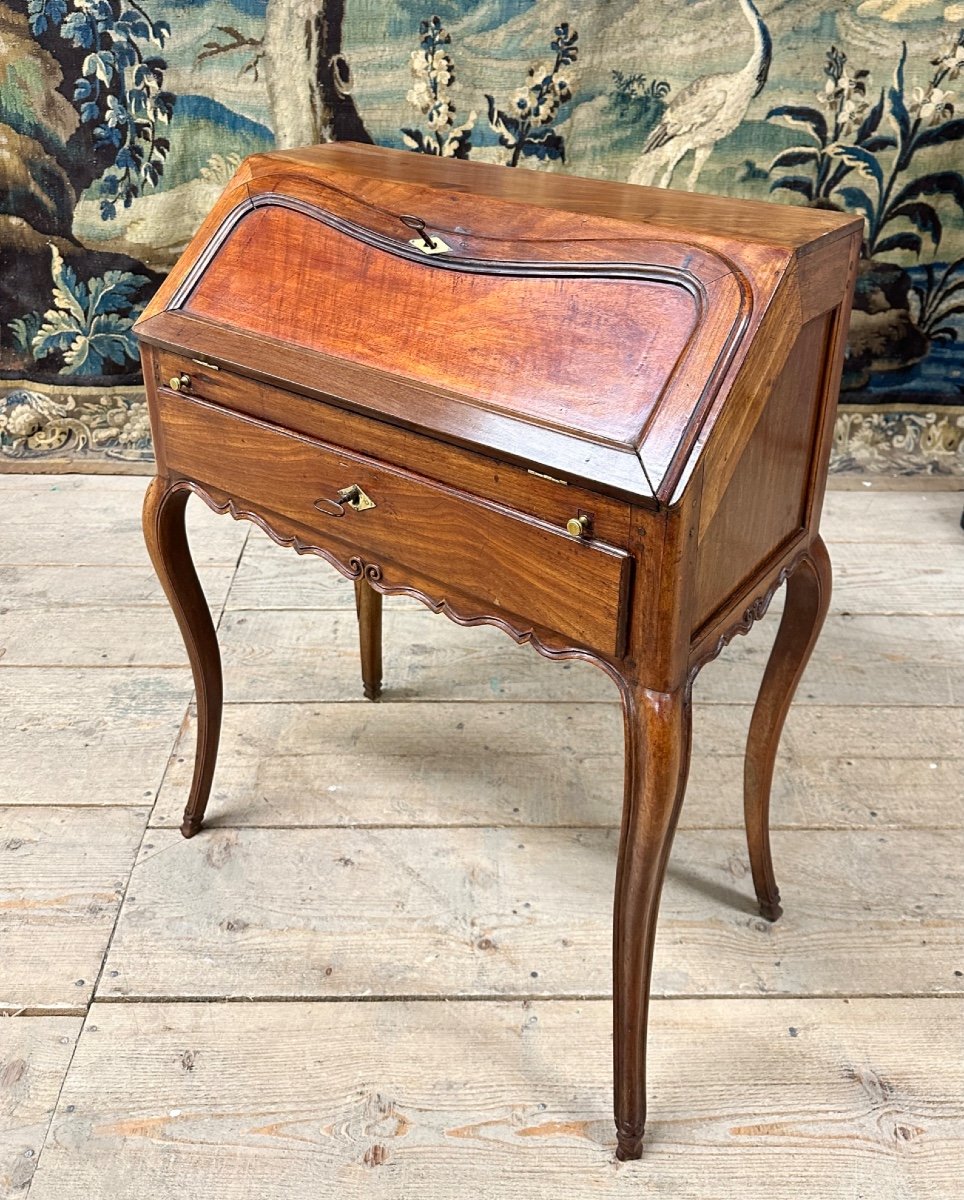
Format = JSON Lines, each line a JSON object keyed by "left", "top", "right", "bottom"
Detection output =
{"left": 151, "top": 348, "right": 634, "bottom": 544}
{"left": 151, "top": 390, "right": 632, "bottom": 656}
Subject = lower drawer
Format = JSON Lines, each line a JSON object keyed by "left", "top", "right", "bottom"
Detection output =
{"left": 151, "top": 390, "right": 632, "bottom": 656}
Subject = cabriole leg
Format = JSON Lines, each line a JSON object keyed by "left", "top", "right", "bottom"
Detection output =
{"left": 142, "top": 478, "right": 223, "bottom": 838}
{"left": 613, "top": 682, "right": 693, "bottom": 1160}
{"left": 354, "top": 577, "right": 383, "bottom": 701}
{"left": 744, "top": 536, "right": 832, "bottom": 921}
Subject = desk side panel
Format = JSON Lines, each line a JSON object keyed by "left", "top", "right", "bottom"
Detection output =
{"left": 692, "top": 312, "right": 831, "bottom": 633}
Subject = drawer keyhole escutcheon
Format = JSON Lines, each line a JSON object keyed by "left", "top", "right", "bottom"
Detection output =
{"left": 312, "top": 485, "right": 376, "bottom": 518}
{"left": 339, "top": 484, "right": 377, "bottom": 512}
{"left": 567, "top": 513, "right": 592, "bottom": 539}
{"left": 169, "top": 373, "right": 191, "bottom": 392}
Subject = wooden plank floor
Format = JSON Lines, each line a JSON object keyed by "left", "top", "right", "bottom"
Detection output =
{"left": 1, "top": 476, "right": 962, "bottom": 1198}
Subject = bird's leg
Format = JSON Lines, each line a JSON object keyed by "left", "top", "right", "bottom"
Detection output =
{"left": 659, "top": 146, "right": 688, "bottom": 189}
{"left": 686, "top": 144, "right": 713, "bottom": 191}
{"left": 627, "top": 158, "right": 657, "bottom": 187}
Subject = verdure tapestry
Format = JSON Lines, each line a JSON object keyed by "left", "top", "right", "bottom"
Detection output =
{"left": 1, "top": 0, "right": 963, "bottom": 473}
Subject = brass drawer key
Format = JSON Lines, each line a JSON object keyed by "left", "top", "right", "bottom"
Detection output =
{"left": 338, "top": 484, "right": 376, "bottom": 512}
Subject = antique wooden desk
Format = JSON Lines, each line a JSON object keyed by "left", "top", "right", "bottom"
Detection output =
{"left": 136, "top": 144, "right": 860, "bottom": 1160}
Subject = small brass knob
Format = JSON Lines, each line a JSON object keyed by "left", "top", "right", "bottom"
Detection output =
{"left": 169, "top": 373, "right": 190, "bottom": 392}
{"left": 567, "top": 514, "right": 591, "bottom": 538}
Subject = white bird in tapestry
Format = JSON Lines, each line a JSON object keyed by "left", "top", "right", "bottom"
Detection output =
{"left": 628, "top": 0, "right": 772, "bottom": 191}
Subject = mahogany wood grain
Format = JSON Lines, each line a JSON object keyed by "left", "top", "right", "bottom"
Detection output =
{"left": 138, "top": 149, "right": 810, "bottom": 502}
{"left": 744, "top": 537, "right": 832, "bottom": 921}
{"left": 613, "top": 682, "right": 692, "bottom": 1161}
{"left": 804, "top": 261, "right": 861, "bottom": 535}
{"left": 693, "top": 314, "right": 829, "bottom": 630}
{"left": 142, "top": 476, "right": 222, "bottom": 839}
{"left": 256, "top": 142, "right": 856, "bottom": 252}
{"left": 151, "top": 347, "right": 635, "bottom": 541}
{"left": 144, "top": 309, "right": 657, "bottom": 502}
{"left": 354, "top": 579, "right": 382, "bottom": 702}
{"left": 183, "top": 203, "right": 697, "bottom": 446}
{"left": 158, "top": 475, "right": 631, "bottom": 671}
{"left": 151, "top": 388, "right": 632, "bottom": 658}
{"left": 136, "top": 143, "right": 861, "bottom": 1163}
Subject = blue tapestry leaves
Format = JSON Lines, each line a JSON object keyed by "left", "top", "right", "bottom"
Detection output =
{"left": 27, "top": 247, "right": 149, "bottom": 376}
{"left": 29, "top": 0, "right": 175, "bottom": 219}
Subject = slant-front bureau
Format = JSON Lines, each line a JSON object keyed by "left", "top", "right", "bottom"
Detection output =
{"left": 136, "top": 143, "right": 861, "bottom": 1160}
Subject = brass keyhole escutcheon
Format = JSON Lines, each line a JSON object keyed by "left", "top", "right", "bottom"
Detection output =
{"left": 338, "top": 484, "right": 376, "bottom": 512}
{"left": 169, "top": 373, "right": 190, "bottom": 392}
{"left": 567, "top": 513, "right": 592, "bottom": 538}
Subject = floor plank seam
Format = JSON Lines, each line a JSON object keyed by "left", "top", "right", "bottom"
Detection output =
{"left": 4, "top": 672, "right": 954, "bottom": 709}
{"left": 146, "top": 709, "right": 195, "bottom": 827}
{"left": 215, "top": 522, "right": 251, "bottom": 633}
{"left": 0, "top": 1007, "right": 89, "bottom": 1019}
{"left": 21, "top": 1005, "right": 94, "bottom": 1195}
{"left": 175, "top": 697, "right": 964, "bottom": 708}
{"left": 85, "top": 990, "right": 964, "bottom": 1005}
{"left": 140, "top": 821, "right": 964, "bottom": 832}
{"left": 84, "top": 818, "right": 154, "bottom": 1009}
{"left": 80, "top": 699, "right": 190, "bottom": 1013}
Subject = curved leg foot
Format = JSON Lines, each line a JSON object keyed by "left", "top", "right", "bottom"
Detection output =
{"left": 613, "top": 683, "right": 693, "bottom": 1161}
{"left": 354, "top": 577, "right": 383, "bottom": 701}
{"left": 744, "top": 537, "right": 832, "bottom": 921}
{"left": 614, "top": 1126, "right": 643, "bottom": 1163}
{"left": 143, "top": 478, "right": 223, "bottom": 838}
{"left": 180, "top": 815, "right": 204, "bottom": 839}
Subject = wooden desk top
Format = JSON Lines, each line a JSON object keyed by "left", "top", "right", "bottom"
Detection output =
{"left": 264, "top": 143, "right": 857, "bottom": 253}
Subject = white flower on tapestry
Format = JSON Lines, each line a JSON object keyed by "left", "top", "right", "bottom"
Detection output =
{"left": 817, "top": 47, "right": 871, "bottom": 136}
{"left": 102, "top": 398, "right": 151, "bottom": 446}
{"left": 932, "top": 31, "right": 964, "bottom": 81}
{"left": 909, "top": 84, "right": 955, "bottom": 125}
{"left": 199, "top": 153, "right": 242, "bottom": 185}
{"left": 0, "top": 403, "right": 42, "bottom": 440}
{"left": 401, "top": 16, "right": 475, "bottom": 158}
{"left": 486, "top": 24, "right": 579, "bottom": 167}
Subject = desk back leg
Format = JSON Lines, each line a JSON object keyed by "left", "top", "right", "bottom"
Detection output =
{"left": 612, "top": 681, "right": 693, "bottom": 1160}
{"left": 143, "top": 477, "right": 224, "bottom": 838}
{"left": 744, "top": 535, "right": 832, "bottom": 921}
{"left": 354, "top": 578, "right": 383, "bottom": 701}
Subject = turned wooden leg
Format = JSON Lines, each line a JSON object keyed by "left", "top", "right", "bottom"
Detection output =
{"left": 354, "top": 577, "right": 383, "bottom": 701}
{"left": 744, "top": 536, "right": 832, "bottom": 921}
{"left": 613, "top": 683, "right": 693, "bottom": 1160}
{"left": 143, "top": 478, "right": 223, "bottom": 838}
